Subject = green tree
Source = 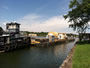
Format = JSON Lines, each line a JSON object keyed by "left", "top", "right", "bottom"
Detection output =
{"left": 64, "top": 0, "right": 90, "bottom": 33}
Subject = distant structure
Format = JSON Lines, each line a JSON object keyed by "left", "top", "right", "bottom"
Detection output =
{"left": 46, "top": 32, "right": 68, "bottom": 42}
{"left": 28, "top": 34, "right": 37, "bottom": 37}
{"left": 6, "top": 22, "right": 20, "bottom": 34}
{"left": 46, "top": 32, "right": 68, "bottom": 39}
{"left": 58, "top": 33, "right": 67, "bottom": 39}
{"left": 79, "top": 33, "right": 90, "bottom": 41}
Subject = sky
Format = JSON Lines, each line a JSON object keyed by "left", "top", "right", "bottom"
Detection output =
{"left": 0, "top": 0, "right": 76, "bottom": 33}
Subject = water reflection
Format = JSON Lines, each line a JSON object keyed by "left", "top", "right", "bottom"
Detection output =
{"left": 0, "top": 41, "right": 75, "bottom": 68}
{"left": 54, "top": 44, "right": 66, "bottom": 58}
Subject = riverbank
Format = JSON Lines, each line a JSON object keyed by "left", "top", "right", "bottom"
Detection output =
{"left": 59, "top": 45, "right": 76, "bottom": 68}
{"left": 72, "top": 44, "right": 90, "bottom": 68}
{"left": 60, "top": 42, "right": 90, "bottom": 68}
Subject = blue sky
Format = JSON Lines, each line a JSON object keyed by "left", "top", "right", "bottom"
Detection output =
{"left": 0, "top": 0, "right": 76, "bottom": 33}
{"left": 0, "top": 0, "right": 70, "bottom": 20}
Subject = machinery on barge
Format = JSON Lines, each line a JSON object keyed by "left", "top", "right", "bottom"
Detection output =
{"left": 31, "top": 32, "right": 75, "bottom": 47}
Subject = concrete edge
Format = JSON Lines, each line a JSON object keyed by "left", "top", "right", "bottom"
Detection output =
{"left": 59, "top": 45, "right": 76, "bottom": 68}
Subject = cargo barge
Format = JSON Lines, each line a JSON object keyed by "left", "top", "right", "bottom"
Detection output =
{"left": 30, "top": 32, "right": 75, "bottom": 47}
{"left": 31, "top": 36, "right": 75, "bottom": 47}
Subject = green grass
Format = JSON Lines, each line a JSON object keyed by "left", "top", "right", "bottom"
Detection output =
{"left": 72, "top": 44, "right": 90, "bottom": 68}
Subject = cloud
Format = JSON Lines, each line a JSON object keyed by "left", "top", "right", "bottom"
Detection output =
{"left": 18, "top": 13, "right": 74, "bottom": 33}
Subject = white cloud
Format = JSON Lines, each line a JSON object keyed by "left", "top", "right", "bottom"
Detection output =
{"left": 18, "top": 13, "right": 74, "bottom": 33}
{"left": 1, "top": 13, "right": 74, "bottom": 33}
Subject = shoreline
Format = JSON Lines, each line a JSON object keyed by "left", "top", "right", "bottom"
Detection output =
{"left": 59, "top": 44, "right": 76, "bottom": 68}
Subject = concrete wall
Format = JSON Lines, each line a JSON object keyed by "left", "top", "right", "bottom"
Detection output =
{"left": 59, "top": 46, "right": 76, "bottom": 68}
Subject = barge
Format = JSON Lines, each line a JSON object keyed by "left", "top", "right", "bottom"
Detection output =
{"left": 31, "top": 37, "right": 75, "bottom": 47}
{"left": 30, "top": 32, "right": 75, "bottom": 47}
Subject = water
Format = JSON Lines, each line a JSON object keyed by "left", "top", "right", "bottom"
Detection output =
{"left": 0, "top": 41, "right": 76, "bottom": 68}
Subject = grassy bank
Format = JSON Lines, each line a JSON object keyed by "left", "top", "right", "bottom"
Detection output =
{"left": 72, "top": 44, "right": 90, "bottom": 68}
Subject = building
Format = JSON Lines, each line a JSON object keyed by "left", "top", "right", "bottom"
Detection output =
{"left": 58, "top": 33, "right": 67, "bottom": 39}
{"left": 47, "top": 32, "right": 67, "bottom": 39}
{"left": 46, "top": 32, "right": 68, "bottom": 42}
{"left": 28, "top": 34, "right": 37, "bottom": 37}
{"left": 79, "top": 33, "right": 90, "bottom": 41}
{"left": 46, "top": 32, "right": 58, "bottom": 38}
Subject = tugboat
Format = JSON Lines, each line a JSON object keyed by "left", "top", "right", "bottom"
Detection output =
{"left": 0, "top": 22, "right": 31, "bottom": 52}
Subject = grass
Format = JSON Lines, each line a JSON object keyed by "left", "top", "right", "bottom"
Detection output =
{"left": 72, "top": 44, "right": 90, "bottom": 68}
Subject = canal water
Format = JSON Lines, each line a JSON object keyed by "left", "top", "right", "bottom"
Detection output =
{"left": 0, "top": 41, "right": 76, "bottom": 68}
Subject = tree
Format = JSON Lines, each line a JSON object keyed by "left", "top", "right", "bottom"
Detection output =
{"left": 0, "top": 27, "right": 3, "bottom": 35}
{"left": 64, "top": 0, "right": 90, "bottom": 33}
